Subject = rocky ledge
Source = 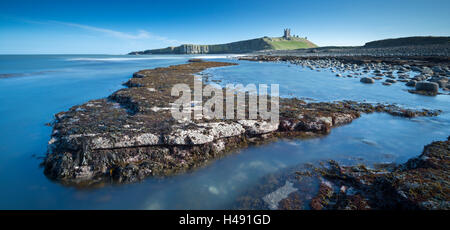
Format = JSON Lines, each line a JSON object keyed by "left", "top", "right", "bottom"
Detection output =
{"left": 42, "top": 61, "right": 441, "bottom": 187}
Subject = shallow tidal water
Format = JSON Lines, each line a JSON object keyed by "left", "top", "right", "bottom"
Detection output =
{"left": 0, "top": 55, "right": 448, "bottom": 209}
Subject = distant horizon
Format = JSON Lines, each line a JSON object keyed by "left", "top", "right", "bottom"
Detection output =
{"left": 1, "top": 0, "right": 450, "bottom": 54}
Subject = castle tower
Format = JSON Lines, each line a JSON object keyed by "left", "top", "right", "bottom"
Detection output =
{"left": 283, "top": 28, "right": 291, "bottom": 39}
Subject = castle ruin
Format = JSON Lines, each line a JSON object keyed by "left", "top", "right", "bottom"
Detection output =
{"left": 282, "top": 29, "right": 304, "bottom": 40}
{"left": 283, "top": 28, "right": 291, "bottom": 39}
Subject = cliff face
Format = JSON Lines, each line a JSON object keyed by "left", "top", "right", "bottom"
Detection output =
{"left": 129, "top": 37, "right": 317, "bottom": 55}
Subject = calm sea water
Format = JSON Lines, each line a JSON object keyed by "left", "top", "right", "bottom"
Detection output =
{"left": 0, "top": 55, "right": 448, "bottom": 209}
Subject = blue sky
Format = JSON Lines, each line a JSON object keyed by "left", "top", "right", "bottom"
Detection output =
{"left": 0, "top": 0, "right": 449, "bottom": 54}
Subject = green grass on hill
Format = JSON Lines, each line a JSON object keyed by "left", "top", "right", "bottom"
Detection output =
{"left": 130, "top": 36, "right": 319, "bottom": 54}
{"left": 264, "top": 37, "right": 318, "bottom": 50}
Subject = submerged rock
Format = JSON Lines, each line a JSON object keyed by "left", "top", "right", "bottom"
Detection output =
{"left": 263, "top": 181, "right": 298, "bottom": 210}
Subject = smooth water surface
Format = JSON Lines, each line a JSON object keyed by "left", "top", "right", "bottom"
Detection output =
{"left": 0, "top": 55, "right": 448, "bottom": 209}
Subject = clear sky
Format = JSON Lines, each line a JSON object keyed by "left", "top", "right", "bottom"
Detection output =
{"left": 0, "top": 0, "right": 449, "bottom": 54}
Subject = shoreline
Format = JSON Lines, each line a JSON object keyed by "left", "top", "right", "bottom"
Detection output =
{"left": 43, "top": 60, "right": 442, "bottom": 187}
{"left": 252, "top": 43, "right": 450, "bottom": 57}
{"left": 239, "top": 55, "right": 450, "bottom": 95}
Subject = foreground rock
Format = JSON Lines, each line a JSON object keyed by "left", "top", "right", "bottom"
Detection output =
{"left": 360, "top": 77, "right": 375, "bottom": 84}
{"left": 410, "top": 81, "right": 440, "bottom": 96}
{"left": 236, "top": 137, "right": 450, "bottom": 210}
{"left": 42, "top": 61, "right": 441, "bottom": 187}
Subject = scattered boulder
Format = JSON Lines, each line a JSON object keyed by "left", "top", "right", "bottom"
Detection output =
{"left": 421, "top": 66, "right": 433, "bottom": 75}
{"left": 432, "top": 66, "right": 444, "bottom": 73}
{"left": 398, "top": 74, "right": 409, "bottom": 79}
{"left": 415, "top": 81, "right": 439, "bottom": 93}
{"left": 385, "top": 79, "right": 397, "bottom": 84}
{"left": 428, "top": 77, "right": 448, "bottom": 88}
{"left": 386, "top": 74, "right": 396, "bottom": 79}
{"left": 360, "top": 77, "right": 375, "bottom": 84}
{"left": 406, "top": 80, "right": 417, "bottom": 87}
{"left": 409, "top": 81, "right": 440, "bottom": 96}
{"left": 413, "top": 75, "right": 428, "bottom": 81}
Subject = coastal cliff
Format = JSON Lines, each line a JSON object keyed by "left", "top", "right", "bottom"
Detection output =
{"left": 128, "top": 37, "right": 318, "bottom": 55}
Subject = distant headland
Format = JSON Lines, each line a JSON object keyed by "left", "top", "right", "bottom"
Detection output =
{"left": 128, "top": 29, "right": 318, "bottom": 55}
{"left": 129, "top": 31, "right": 450, "bottom": 55}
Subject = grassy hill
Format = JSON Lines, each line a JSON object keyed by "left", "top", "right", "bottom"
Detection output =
{"left": 129, "top": 36, "right": 318, "bottom": 55}
{"left": 263, "top": 37, "right": 317, "bottom": 50}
